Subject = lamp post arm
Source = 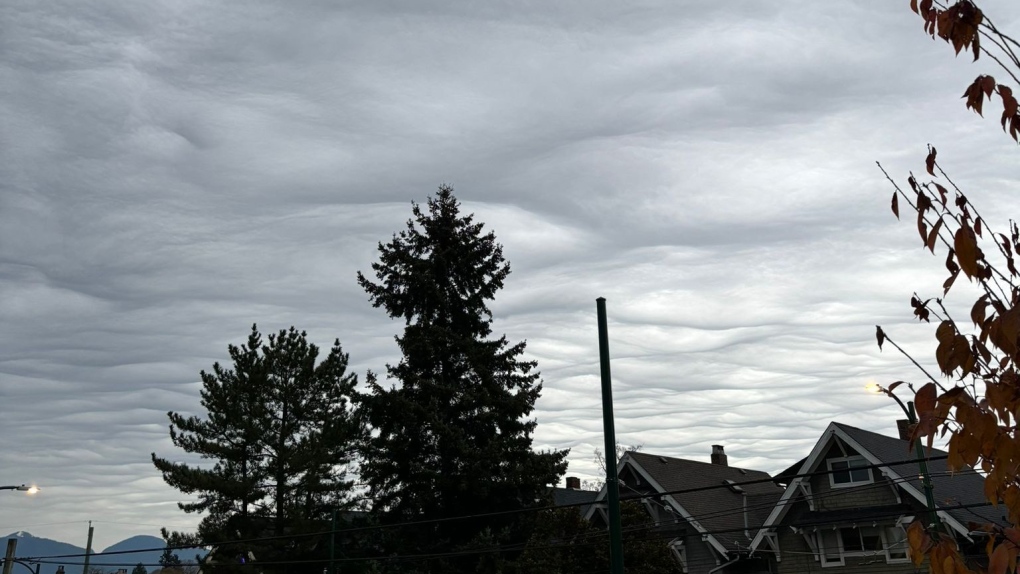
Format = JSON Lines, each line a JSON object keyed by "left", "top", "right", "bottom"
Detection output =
{"left": 903, "top": 401, "right": 941, "bottom": 533}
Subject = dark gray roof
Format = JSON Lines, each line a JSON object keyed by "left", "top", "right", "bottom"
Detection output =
{"left": 551, "top": 486, "right": 599, "bottom": 509}
{"left": 834, "top": 422, "right": 1007, "bottom": 528}
{"left": 627, "top": 451, "right": 784, "bottom": 552}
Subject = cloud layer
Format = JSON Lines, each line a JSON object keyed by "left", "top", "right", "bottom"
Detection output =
{"left": 2, "top": 0, "right": 1017, "bottom": 548}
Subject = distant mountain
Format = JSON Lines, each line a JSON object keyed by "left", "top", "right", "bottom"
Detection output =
{"left": 2, "top": 531, "right": 85, "bottom": 574}
{"left": 100, "top": 535, "right": 167, "bottom": 571}
{"left": 1, "top": 531, "right": 199, "bottom": 574}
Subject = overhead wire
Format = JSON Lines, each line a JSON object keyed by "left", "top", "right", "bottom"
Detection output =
{"left": 17, "top": 452, "right": 978, "bottom": 566}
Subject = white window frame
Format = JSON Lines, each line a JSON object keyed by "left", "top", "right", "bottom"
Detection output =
{"left": 827, "top": 455, "right": 873, "bottom": 488}
{"left": 818, "top": 529, "right": 844, "bottom": 567}
{"left": 817, "top": 525, "right": 911, "bottom": 567}
{"left": 669, "top": 539, "right": 688, "bottom": 573}
{"left": 883, "top": 524, "right": 911, "bottom": 563}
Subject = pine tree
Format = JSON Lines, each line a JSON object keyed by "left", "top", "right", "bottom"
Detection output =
{"left": 159, "top": 546, "right": 182, "bottom": 569}
{"left": 356, "top": 186, "right": 568, "bottom": 569}
{"left": 152, "top": 325, "right": 366, "bottom": 562}
{"left": 131, "top": 563, "right": 148, "bottom": 574}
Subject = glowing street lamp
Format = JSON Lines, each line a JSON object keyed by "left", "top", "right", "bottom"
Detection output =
{"left": 866, "top": 383, "right": 940, "bottom": 532}
{"left": 0, "top": 485, "right": 38, "bottom": 494}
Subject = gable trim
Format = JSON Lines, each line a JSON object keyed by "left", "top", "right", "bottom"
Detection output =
{"left": 584, "top": 453, "right": 732, "bottom": 557}
{"left": 749, "top": 423, "right": 840, "bottom": 552}
{"left": 750, "top": 423, "right": 971, "bottom": 553}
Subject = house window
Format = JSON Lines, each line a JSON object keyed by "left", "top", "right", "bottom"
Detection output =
{"left": 884, "top": 526, "right": 909, "bottom": 562}
{"left": 841, "top": 526, "right": 883, "bottom": 553}
{"left": 819, "top": 529, "right": 843, "bottom": 567}
{"left": 669, "top": 539, "right": 688, "bottom": 573}
{"left": 828, "top": 456, "right": 872, "bottom": 487}
{"left": 817, "top": 526, "right": 909, "bottom": 567}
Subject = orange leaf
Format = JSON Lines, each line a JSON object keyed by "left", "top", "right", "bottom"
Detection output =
{"left": 938, "top": 386, "right": 966, "bottom": 404}
{"left": 972, "top": 24, "right": 980, "bottom": 61}
{"left": 955, "top": 224, "right": 980, "bottom": 278}
{"left": 990, "top": 541, "right": 1009, "bottom": 574}
{"left": 935, "top": 183, "right": 949, "bottom": 205}
{"left": 945, "top": 248, "right": 960, "bottom": 275}
{"left": 926, "top": 147, "right": 938, "bottom": 175}
{"left": 907, "top": 521, "right": 930, "bottom": 567}
{"left": 981, "top": 75, "right": 996, "bottom": 97}
{"left": 928, "top": 217, "right": 944, "bottom": 253}
{"left": 972, "top": 296, "right": 989, "bottom": 327}
{"left": 916, "top": 382, "right": 937, "bottom": 414}
{"left": 943, "top": 270, "right": 959, "bottom": 295}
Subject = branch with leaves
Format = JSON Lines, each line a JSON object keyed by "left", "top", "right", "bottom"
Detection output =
{"left": 911, "top": 0, "right": 1020, "bottom": 144}
{"left": 880, "top": 144, "right": 1020, "bottom": 574}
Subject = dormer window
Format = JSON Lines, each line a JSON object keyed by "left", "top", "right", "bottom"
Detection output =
{"left": 723, "top": 479, "right": 744, "bottom": 493}
{"left": 828, "top": 456, "right": 873, "bottom": 487}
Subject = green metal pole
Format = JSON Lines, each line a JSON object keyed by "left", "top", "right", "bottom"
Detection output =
{"left": 329, "top": 509, "right": 337, "bottom": 574}
{"left": 906, "top": 401, "right": 940, "bottom": 533}
{"left": 81, "top": 522, "right": 93, "bottom": 574}
{"left": 2, "top": 539, "right": 16, "bottom": 574}
{"left": 596, "top": 297, "right": 625, "bottom": 574}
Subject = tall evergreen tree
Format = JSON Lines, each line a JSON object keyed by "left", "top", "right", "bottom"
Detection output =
{"left": 152, "top": 325, "right": 366, "bottom": 569}
{"left": 357, "top": 186, "right": 568, "bottom": 570}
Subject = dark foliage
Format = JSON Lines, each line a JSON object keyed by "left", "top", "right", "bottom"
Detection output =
{"left": 152, "top": 325, "right": 366, "bottom": 573}
{"left": 356, "top": 186, "right": 568, "bottom": 573}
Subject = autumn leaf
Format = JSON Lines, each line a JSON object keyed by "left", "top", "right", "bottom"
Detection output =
{"left": 945, "top": 248, "right": 960, "bottom": 275}
{"left": 972, "top": 24, "right": 980, "bottom": 61}
{"left": 928, "top": 217, "right": 944, "bottom": 253}
{"left": 876, "top": 325, "right": 886, "bottom": 350}
{"left": 980, "top": 75, "right": 996, "bottom": 97}
{"left": 916, "top": 382, "right": 937, "bottom": 415}
{"left": 955, "top": 224, "right": 980, "bottom": 278}
{"left": 926, "top": 147, "right": 938, "bottom": 175}
{"left": 892, "top": 192, "right": 900, "bottom": 219}
{"left": 907, "top": 521, "right": 930, "bottom": 567}
{"left": 972, "top": 296, "right": 989, "bottom": 327}
{"left": 935, "top": 183, "right": 949, "bottom": 206}
{"left": 943, "top": 270, "right": 959, "bottom": 295}
{"left": 990, "top": 541, "right": 1009, "bottom": 574}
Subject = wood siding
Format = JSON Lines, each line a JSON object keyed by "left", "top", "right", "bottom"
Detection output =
{"left": 773, "top": 529, "right": 918, "bottom": 574}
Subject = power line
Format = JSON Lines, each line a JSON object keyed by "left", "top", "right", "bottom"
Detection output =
{"left": 26, "top": 499, "right": 997, "bottom": 569}
{"left": 16, "top": 453, "right": 962, "bottom": 563}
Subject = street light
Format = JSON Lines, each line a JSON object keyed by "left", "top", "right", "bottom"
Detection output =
{"left": 0, "top": 485, "right": 38, "bottom": 494}
{"left": 867, "top": 383, "right": 940, "bottom": 533}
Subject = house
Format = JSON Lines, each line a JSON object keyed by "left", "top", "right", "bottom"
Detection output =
{"left": 748, "top": 421, "right": 1006, "bottom": 572}
{"left": 585, "top": 446, "right": 784, "bottom": 574}
{"left": 550, "top": 476, "right": 599, "bottom": 512}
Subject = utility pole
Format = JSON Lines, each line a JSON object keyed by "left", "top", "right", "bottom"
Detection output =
{"left": 596, "top": 298, "right": 624, "bottom": 574}
{"left": 328, "top": 508, "right": 337, "bottom": 574}
{"left": 2, "top": 538, "right": 16, "bottom": 574}
{"left": 81, "top": 522, "right": 94, "bottom": 574}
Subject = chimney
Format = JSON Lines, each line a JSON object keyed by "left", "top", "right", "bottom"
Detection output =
{"left": 711, "top": 445, "right": 728, "bottom": 466}
{"left": 897, "top": 419, "right": 911, "bottom": 441}
{"left": 565, "top": 476, "right": 581, "bottom": 490}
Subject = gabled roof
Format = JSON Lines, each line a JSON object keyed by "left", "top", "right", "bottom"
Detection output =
{"left": 834, "top": 422, "right": 1004, "bottom": 527}
{"left": 550, "top": 486, "right": 599, "bottom": 514}
{"left": 586, "top": 450, "right": 783, "bottom": 556}
{"left": 749, "top": 421, "right": 1007, "bottom": 553}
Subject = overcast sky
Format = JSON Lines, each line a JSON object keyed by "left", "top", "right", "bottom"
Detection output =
{"left": 3, "top": 0, "right": 1019, "bottom": 550}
